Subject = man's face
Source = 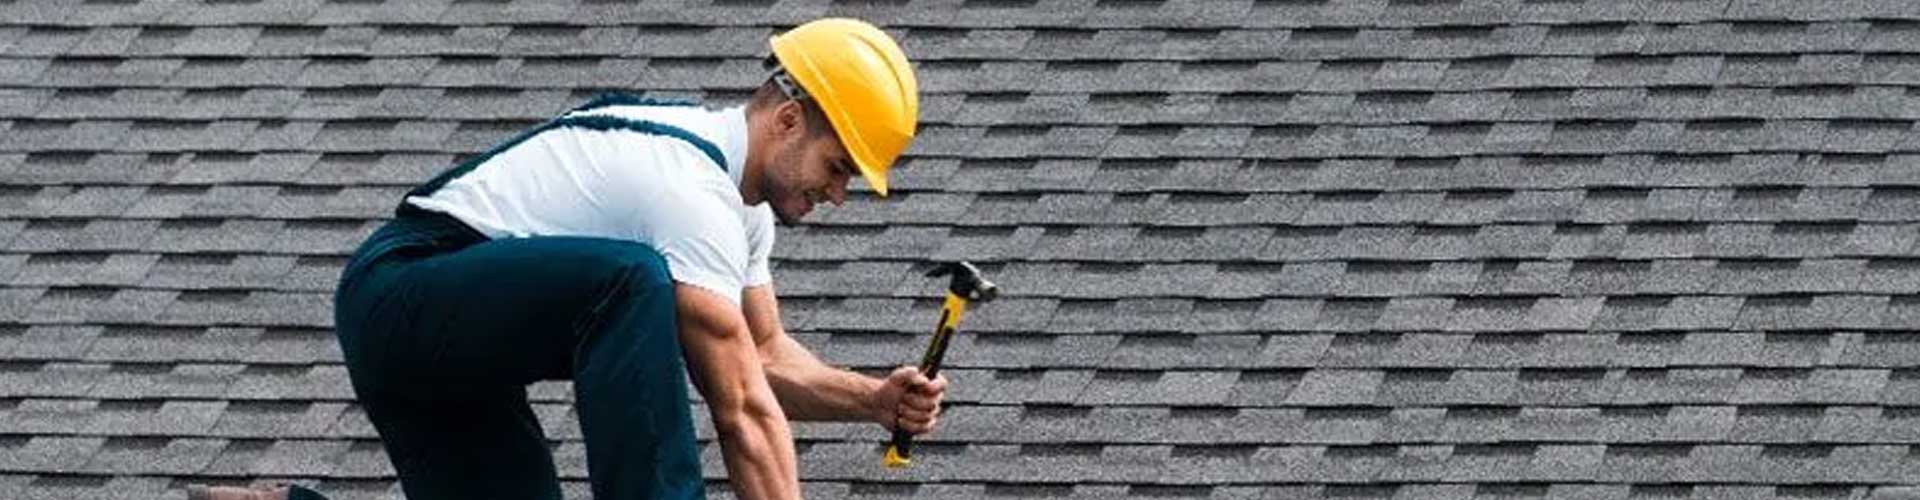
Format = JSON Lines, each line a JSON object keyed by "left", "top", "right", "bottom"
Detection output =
{"left": 763, "top": 105, "right": 856, "bottom": 226}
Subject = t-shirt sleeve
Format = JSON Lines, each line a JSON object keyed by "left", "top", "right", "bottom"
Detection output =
{"left": 744, "top": 205, "right": 776, "bottom": 288}
{"left": 647, "top": 194, "right": 748, "bottom": 306}
{"left": 607, "top": 139, "right": 751, "bottom": 306}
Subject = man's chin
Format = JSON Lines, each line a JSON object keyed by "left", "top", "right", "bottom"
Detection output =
{"left": 773, "top": 206, "right": 805, "bottom": 226}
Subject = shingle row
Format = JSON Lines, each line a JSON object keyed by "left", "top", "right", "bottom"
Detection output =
{"left": 5, "top": 0, "right": 1920, "bottom": 30}
{"left": 785, "top": 222, "right": 1919, "bottom": 260}
{"left": 10, "top": 325, "right": 1920, "bottom": 369}
{"left": 11, "top": 364, "right": 1920, "bottom": 410}
{"left": 0, "top": 185, "right": 403, "bottom": 219}
{"left": 14, "top": 86, "right": 1920, "bottom": 126}
{"left": 0, "top": 474, "right": 1906, "bottom": 500}
{"left": 2, "top": 287, "right": 1917, "bottom": 331}
{"left": 7, "top": 119, "right": 1919, "bottom": 160}
{"left": 3, "top": 218, "right": 375, "bottom": 254}
{"left": 10, "top": 430, "right": 1920, "bottom": 486}
{"left": 11, "top": 251, "right": 1920, "bottom": 296}
{"left": 799, "top": 293, "right": 1920, "bottom": 332}
{"left": 22, "top": 397, "right": 1920, "bottom": 445}
{"left": 10, "top": 53, "right": 1920, "bottom": 91}
{"left": 0, "top": 475, "right": 1890, "bottom": 500}
{"left": 5, "top": 218, "right": 1913, "bottom": 259}
{"left": 8, "top": 151, "right": 1917, "bottom": 192}
{"left": 11, "top": 22, "right": 1920, "bottom": 60}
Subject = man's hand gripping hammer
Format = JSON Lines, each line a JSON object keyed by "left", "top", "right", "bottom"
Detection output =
{"left": 882, "top": 261, "right": 998, "bottom": 468}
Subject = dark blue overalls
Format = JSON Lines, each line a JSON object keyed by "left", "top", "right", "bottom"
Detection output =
{"left": 327, "top": 95, "right": 720, "bottom": 500}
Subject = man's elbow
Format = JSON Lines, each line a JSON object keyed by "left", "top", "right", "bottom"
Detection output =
{"left": 710, "top": 395, "right": 784, "bottom": 435}
{"left": 700, "top": 372, "right": 784, "bottom": 429}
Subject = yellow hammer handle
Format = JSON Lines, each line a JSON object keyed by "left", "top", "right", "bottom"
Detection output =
{"left": 883, "top": 293, "right": 968, "bottom": 468}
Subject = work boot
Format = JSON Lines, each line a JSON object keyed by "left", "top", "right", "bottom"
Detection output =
{"left": 184, "top": 483, "right": 290, "bottom": 500}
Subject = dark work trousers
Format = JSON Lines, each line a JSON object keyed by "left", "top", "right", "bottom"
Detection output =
{"left": 329, "top": 204, "right": 706, "bottom": 500}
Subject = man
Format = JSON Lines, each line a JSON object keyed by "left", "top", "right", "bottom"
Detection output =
{"left": 190, "top": 18, "right": 941, "bottom": 500}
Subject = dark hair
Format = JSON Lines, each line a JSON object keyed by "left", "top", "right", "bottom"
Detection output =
{"left": 749, "top": 57, "right": 835, "bottom": 139}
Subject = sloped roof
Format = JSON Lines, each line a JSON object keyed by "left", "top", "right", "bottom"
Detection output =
{"left": 4, "top": 0, "right": 1920, "bottom": 499}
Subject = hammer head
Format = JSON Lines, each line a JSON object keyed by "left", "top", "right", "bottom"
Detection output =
{"left": 926, "top": 261, "right": 999, "bottom": 302}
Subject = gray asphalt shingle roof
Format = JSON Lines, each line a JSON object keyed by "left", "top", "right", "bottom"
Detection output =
{"left": 4, "top": 0, "right": 1920, "bottom": 499}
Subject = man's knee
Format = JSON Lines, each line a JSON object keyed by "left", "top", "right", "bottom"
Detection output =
{"left": 565, "top": 239, "right": 675, "bottom": 301}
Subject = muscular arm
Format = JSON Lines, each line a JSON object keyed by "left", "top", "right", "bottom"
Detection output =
{"left": 676, "top": 284, "right": 799, "bottom": 500}
{"left": 744, "top": 284, "right": 884, "bottom": 422}
{"left": 744, "top": 284, "right": 946, "bottom": 435}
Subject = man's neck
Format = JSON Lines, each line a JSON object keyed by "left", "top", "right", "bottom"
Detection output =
{"left": 738, "top": 106, "right": 770, "bottom": 206}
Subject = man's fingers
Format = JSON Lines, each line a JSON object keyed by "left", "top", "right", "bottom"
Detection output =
{"left": 893, "top": 411, "right": 931, "bottom": 429}
{"left": 900, "top": 416, "right": 938, "bottom": 435}
{"left": 899, "top": 404, "right": 939, "bottom": 420}
{"left": 917, "top": 375, "right": 948, "bottom": 394}
{"left": 903, "top": 393, "right": 940, "bottom": 412}
{"left": 899, "top": 369, "right": 945, "bottom": 387}
{"left": 902, "top": 403, "right": 934, "bottom": 416}
{"left": 886, "top": 367, "right": 948, "bottom": 436}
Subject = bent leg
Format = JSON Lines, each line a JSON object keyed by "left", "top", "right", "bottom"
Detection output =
{"left": 566, "top": 248, "right": 705, "bottom": 500}
{"left": 335, "top": 235, "right": 705, "bottom": 500}
{"left": 353, "top": 385, "right": 561, "bottom": 500}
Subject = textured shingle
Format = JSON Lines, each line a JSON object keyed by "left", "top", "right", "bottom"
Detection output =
{"left": 0, "top": 436, "right": 105, "bottom": 473}
{"left": 8, "top": 1, "right": 1920, "bottom": 497}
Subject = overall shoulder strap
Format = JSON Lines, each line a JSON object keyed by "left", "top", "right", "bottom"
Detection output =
{"left": 402, "top": 97, "right": 727, "bottom": 204}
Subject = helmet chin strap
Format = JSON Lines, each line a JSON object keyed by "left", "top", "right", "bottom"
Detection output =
{"left": 763, "top": 56, "right": 811, "bottom": 103}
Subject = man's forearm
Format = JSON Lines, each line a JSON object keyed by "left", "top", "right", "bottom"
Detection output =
{"left": 713, "top": 408, "right": 800, "bottom": 500}
{"left": 676, "top": 284, "right": 801, "bottom": 500}
{"left": 762, "top": 335, "right": 883, "bottom": 422}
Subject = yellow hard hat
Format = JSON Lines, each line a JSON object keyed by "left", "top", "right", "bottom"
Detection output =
{"left": 769, "top": 18, "right": 918, "bottom": 197}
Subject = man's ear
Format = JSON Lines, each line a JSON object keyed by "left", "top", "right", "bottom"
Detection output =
{"left": 775, "top": 100, "right": 805, "bottom": 138}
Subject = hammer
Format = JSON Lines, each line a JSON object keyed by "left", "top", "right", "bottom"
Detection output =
{"left": 882, "top": 261, "right": 998, "bottom": 468}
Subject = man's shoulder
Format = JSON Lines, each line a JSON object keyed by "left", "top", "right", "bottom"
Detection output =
{"left": 558, "top": 97, "right": 746, "bottom": 213}
{"left": 567, "top": 100, "right": 726, "bottom": 144}
{"left": 566, "top": 104, "right": 732, "bottom": 171}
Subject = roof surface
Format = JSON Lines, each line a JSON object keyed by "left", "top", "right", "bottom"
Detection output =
{"left": 4, "top": 0, "right": 1920, "bottom": 499}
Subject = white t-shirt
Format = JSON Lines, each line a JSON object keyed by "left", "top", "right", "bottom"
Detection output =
{"left": 404, "top": 99, "right": 776, "bottom": 306}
